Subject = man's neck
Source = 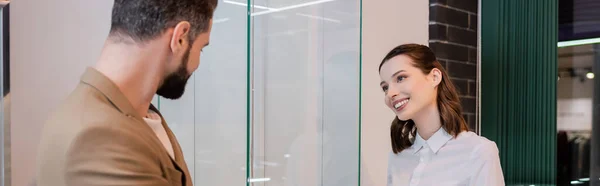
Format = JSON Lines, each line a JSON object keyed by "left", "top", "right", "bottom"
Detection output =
{"left": 94, "top": 40, "right": 166, "bottom": 118}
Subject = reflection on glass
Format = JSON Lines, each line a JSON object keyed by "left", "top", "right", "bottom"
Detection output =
{"left": 556, "top": 44, "right": 596, "bottom": 186}
{"left": 249, "top": 0, "right": 360, "bottom": 185}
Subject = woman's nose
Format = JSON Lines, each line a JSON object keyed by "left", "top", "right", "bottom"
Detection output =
{"left": 386, "top": 86, "right": 399, "bottom": 99}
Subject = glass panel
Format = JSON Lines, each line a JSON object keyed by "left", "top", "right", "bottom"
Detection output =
{"left": 158, "top": 2, "right": 248, "bottom": 185}
{"left": 556, "top": 43, "right": 596, "bottom": 186}
{"left": 191, "top": 3, "right": 248, "bottom": 184}
{"left": 248, "top": 0, "right": 360, "bottom": 185}
{"left": 158, "top": 1, "right": 360, "bottom": 185}
{"left": 1, "top": 4, "right": 9, "bottom": 186}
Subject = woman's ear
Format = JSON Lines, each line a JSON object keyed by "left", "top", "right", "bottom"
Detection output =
{"left": 430, "top": 68, "right": 442, "bottom": 87}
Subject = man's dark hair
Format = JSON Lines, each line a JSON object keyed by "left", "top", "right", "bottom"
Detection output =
{"left": 109, "top": 0, "right": 218, "bottom": 44}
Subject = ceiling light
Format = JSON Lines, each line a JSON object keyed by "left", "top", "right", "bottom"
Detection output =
{"left": 248, "top": 178, "right": 271, "bottom": 183}
{"left": 571, "top": 180, "right": 584, "bottom": 184}
{"left": 223, "top": 0, "right": 275, "bottom": 10}
{"left": 251, "top": 0, "right": 337, "bottom": 16}
{"left": 586, "top": 72, "right": 594, "bottom": 79}
{"left": 213, "top": 18, "right": 230, "bottom": 24}
{"left": 295, "top": 13, "right": 341, "bottom": 23}
{"left": 558, "top": 37, "right": 600, "bottom": 48}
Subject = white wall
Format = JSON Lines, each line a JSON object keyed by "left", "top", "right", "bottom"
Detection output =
{"left": 10, "top": 1, "right": 113, "bottom": 185}
{"left": 556, "top": 77, "right": 594, "bottom": 131}
{"left": 361, "top": 0, "right": 429, "bottom": 186}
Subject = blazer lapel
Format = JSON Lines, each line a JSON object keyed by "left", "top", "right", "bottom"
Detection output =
{"left": 80, "top": 68, "right": 169, "bottom": 158}
{"left": 149, "top": 105, "right": 192, "bottom": 185}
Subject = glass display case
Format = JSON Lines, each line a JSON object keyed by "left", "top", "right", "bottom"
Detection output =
{"left": 153, "top": 0, "right": 361, "bottom": 185}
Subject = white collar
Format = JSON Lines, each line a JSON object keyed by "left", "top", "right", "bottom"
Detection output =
{"left": 411, "top": 127, "right": 453, "bottom": 154}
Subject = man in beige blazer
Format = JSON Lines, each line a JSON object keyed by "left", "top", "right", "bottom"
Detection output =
{"left": 35, "top": 0, "right": 217, "bottom": 185}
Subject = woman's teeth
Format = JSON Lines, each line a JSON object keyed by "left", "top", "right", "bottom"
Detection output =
{"left": 394, "top": 99, "right": 409, "bottom": 109}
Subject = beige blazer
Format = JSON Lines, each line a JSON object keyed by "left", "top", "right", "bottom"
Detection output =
{"left": 36, "top": 68, "right": 192, "bottom": 186}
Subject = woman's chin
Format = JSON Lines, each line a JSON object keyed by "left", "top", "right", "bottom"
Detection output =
{"left": 396, "top": 114, "right": 410, "bottom": 121}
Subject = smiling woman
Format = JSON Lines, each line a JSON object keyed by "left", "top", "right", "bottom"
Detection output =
{"left": 379, "top": 44, "right": 467, "bottom": 154}
{"left": 379, "top": 44, "right": 504, "bottom": 186}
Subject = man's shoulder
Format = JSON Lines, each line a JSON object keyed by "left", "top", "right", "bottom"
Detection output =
{"left": 36, "top": 83, "right": 141, "bottom": 184}
{"left": 40, "top": 83, "right": 132, "bottom": 148}
{"left": 53, "top": 86, "right": 120, "bottom": 120}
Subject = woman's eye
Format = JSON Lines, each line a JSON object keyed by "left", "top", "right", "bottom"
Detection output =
{"left": 381, "top": 85, "right": 388, "bottom": 92}
{"left": 396, "top": 76, "right": 405, "bottom": 82}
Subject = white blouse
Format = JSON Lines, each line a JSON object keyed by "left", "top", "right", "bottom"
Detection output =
{"left": 387, "top": 128, "right": 505, "bottom": 186}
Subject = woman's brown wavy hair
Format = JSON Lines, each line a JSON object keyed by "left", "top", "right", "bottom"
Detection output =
{"left": 379, "top": 44, "right": 469, "bottom": 154}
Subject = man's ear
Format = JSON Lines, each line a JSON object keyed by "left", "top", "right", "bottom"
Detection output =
{"left": 170, "top": 21, "right": 191, "bottom": 54}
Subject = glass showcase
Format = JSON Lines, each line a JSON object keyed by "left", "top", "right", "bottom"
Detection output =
{"left": 153, "top": 0, "right": 361, "bottom": 185}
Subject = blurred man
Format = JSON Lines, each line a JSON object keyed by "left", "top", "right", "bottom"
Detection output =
{"left": 36, "top": 0, "right": 217, "bottom": 185}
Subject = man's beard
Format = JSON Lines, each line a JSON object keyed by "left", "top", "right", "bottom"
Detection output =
{"left": 156, "top": 48, "right": 192, "bottom": 100}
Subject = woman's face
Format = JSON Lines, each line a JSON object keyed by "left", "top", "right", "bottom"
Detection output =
{"left": 379, "top": 55, "right": 439, "bottom": 121}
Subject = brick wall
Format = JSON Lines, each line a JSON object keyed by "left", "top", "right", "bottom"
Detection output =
{"left": 429, "top": 0, "right": 479, "bottom": 131}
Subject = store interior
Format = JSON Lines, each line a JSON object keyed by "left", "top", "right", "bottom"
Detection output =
{"left": 557, "top": 44, "right": 595, "bottom": 185}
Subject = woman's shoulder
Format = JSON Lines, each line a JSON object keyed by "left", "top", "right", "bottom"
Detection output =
{"left": 456, "top": 131, "right": 499, "bottom": 160}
